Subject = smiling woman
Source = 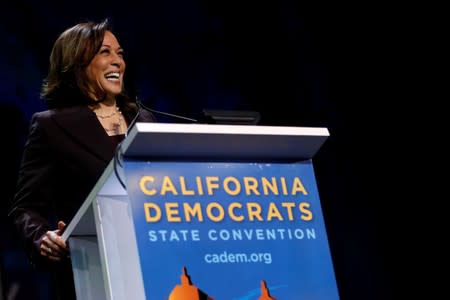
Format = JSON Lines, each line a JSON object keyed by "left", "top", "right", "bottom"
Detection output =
{"left": 85, "top": 29, "right": 128, "bottom": 135}
{"left": 85, "top": 30, "right": 125, "bottom": 100}
{"left": 7, "top": 19, "right": 156, "bottom": 300}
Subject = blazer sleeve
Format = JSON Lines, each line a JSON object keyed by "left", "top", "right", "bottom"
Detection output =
{"left": 8, "top": 112, "right": 56, "bottom": 268}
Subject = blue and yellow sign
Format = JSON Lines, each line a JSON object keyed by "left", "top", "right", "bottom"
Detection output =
{"left": 124, "top": 161, "right": 339, "bottom": 299}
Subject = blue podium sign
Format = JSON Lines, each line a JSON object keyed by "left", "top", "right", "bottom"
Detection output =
{"left": 124, "top": 160, "right": 339, "bottom": 299}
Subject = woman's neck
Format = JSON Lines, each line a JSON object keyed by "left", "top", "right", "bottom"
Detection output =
{"left": 90, "top": 98, "right": 126, "bottom": 136}
{"left": 89, "top": 94, "right": 116, "bottom": 108}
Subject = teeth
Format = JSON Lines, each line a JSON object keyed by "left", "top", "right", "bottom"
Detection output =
{"left": 105, "top": 72, "right": 120, "bottom": 79}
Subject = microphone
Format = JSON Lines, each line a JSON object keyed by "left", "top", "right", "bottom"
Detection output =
{"left": 125, "top": 100, "right": 198, "bottom": 138}
{"left": 136, "top": 100, "right": 198, "bottom": 123}
{"left": 116, "top": 100, "right": 198, "bottom": 189}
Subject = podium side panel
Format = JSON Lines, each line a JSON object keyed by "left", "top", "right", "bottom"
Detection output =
{"left": 95, "top": 195, "right": 146, "bottom": 300}
{"left": 70, "top": 236, "right": 107, "bottom": 300}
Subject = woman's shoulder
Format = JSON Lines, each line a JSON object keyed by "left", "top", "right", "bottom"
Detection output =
{"left": 30, "top": 109, "right": 53, "bottom": 125}
{"left": 30, "top": 106, "right": 90, "bottom": 125}
{"left": 33, "top": 105, "right": 87, "bottom": 116}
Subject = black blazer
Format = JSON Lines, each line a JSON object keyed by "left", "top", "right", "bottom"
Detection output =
{"left": 9, "top": 105, "right": 156, "bottom": 267}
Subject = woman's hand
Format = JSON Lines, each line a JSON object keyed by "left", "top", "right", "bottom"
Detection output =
{"left": 40, "top": 221, "right": 70, "bottom": 261}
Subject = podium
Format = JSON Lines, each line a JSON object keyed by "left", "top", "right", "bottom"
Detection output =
{"left": 62, "top": 122, "right": 339, "bottom": 299}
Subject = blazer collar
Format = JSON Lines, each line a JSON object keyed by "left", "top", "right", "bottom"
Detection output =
{"left": 51, "top": 105, "right": 119, "bottom": 163}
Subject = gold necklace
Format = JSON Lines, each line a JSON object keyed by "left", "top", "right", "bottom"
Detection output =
{"left": 94, "top": 105, "right": 119, "bottom": 119}
{"left": 103, "top": 111, "right": 125, "bottom": 135}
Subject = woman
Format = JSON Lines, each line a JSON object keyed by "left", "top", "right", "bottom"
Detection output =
{"left": 8, "top": 19, "right": 155, "bottom": 299}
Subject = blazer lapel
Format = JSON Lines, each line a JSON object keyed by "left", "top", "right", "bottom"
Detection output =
{"left": 51, "top": 105, "right": 117, "bottom": 163}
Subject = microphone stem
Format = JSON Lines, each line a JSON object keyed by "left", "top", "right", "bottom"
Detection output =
{"left": 138, "top": 101, "right": 198, "bottom": 123}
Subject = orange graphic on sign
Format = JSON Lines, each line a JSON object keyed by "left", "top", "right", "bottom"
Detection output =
{"left": 168, "top": 267, "right": 214, "bottom": 300}
{"left": 258, "top": 280, "right": 276, "bottom": 300}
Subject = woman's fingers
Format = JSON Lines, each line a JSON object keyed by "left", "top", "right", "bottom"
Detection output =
{"left": 57, "top": 221, "right": 66, "bottom": 231}
{"left": 40, "top": 242, "right": 62, "bottom": 261}
{"left": 41, "top": 229, "right": 69, "bottom": 259}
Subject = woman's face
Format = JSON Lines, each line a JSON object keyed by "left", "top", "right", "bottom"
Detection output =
{"left": 86, "top": 31, "right": 125, "bottom": 101}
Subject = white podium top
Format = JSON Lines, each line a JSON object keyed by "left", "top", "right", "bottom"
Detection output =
{"left": 121, "top": 123, "right": 329, "bottom": 161}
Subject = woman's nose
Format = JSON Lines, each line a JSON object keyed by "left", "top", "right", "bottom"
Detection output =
{"left": 111, "top": 53, "right": 124, "bottom": 67}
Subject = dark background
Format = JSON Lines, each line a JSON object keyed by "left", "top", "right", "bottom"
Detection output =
{"left": 0, "top": 1, "right": 415, "bottom": 299}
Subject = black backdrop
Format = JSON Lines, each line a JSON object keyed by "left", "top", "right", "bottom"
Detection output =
{"left": 1, "top": 1, "right": 411, "bottom": 299}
